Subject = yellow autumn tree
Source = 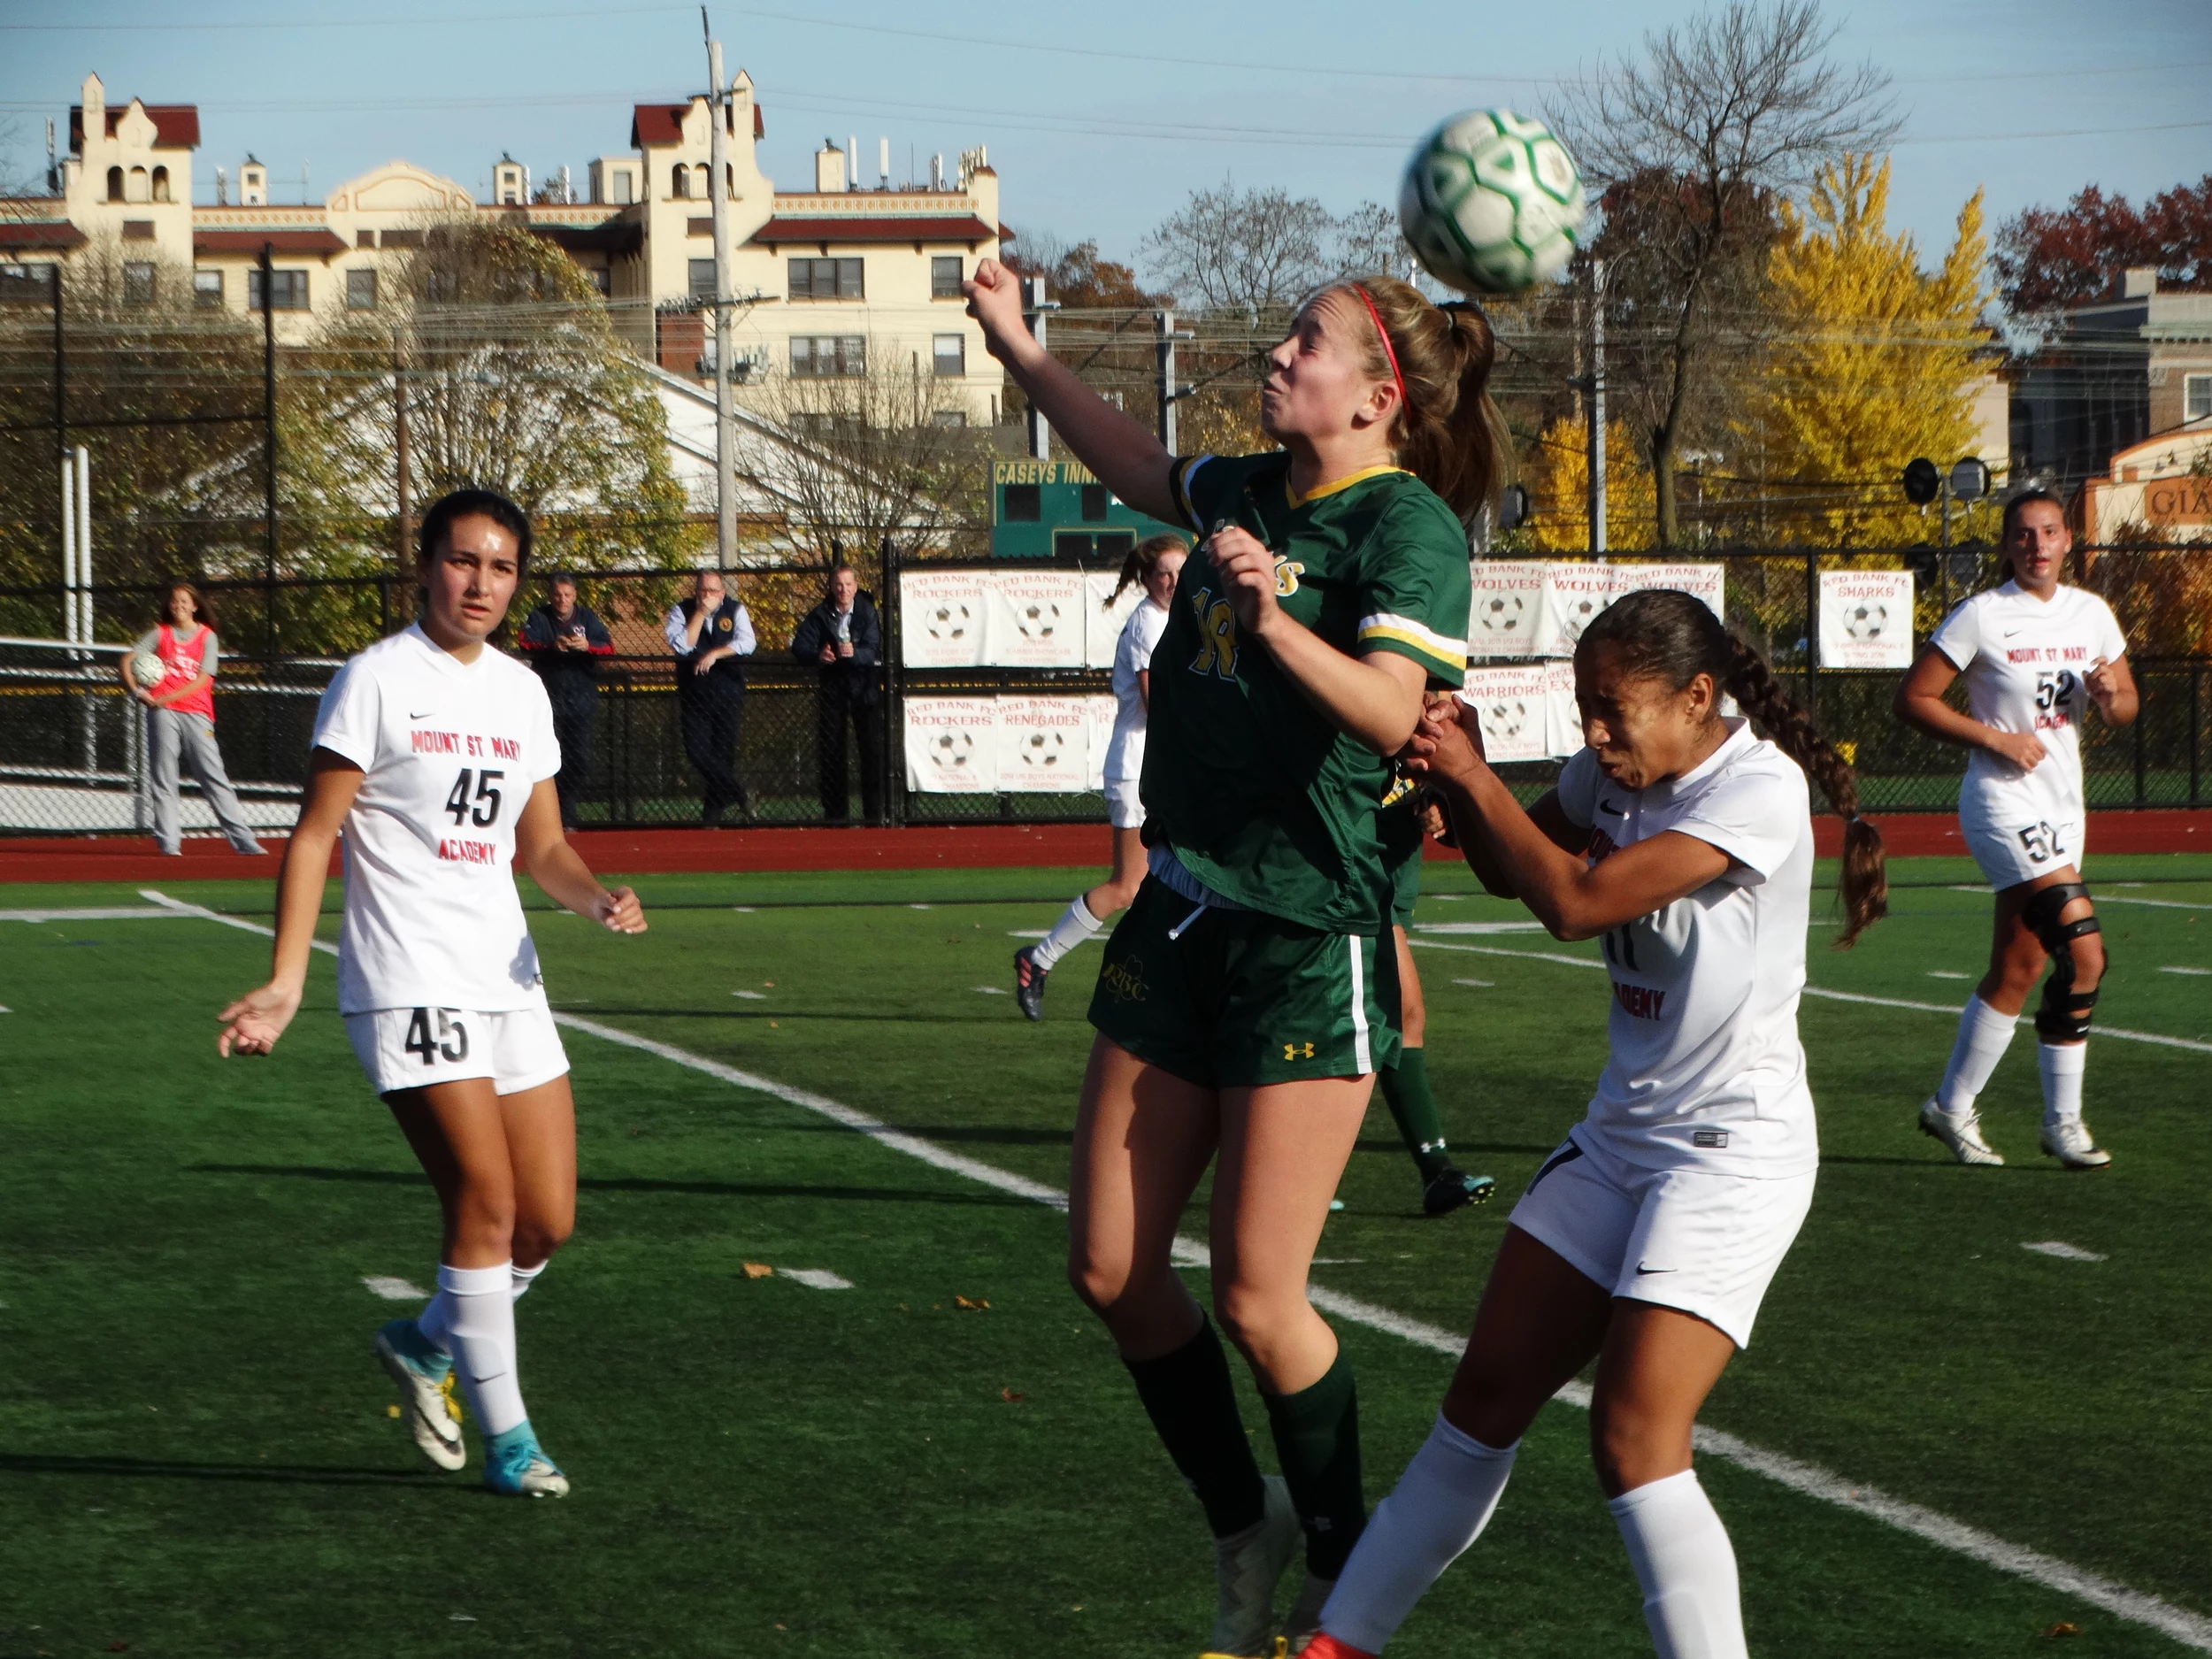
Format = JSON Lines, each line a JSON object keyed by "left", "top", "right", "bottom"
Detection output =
{"left": 1740, "top": 156, "right": 1991, "bottom": 547}
{"left": 1522, "top": 415, "right": 1657, "bottom": 553}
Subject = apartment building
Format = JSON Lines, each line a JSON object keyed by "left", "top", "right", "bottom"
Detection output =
{"left": 0, "top": 72, "right": 1009, "bottom": 426}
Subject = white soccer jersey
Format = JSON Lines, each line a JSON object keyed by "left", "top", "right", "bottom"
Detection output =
{"left": 1555, "top": 719, "right": 1816, "bottom": 1178}
{"left": 1928, "top": 581, "right": 2127, "bottom": 838}
{"left": 311, "top": 624, "right": 562, "bottom": 1017}
{"left": 1102, "top": 598, "right": 1171, "bottom": 784}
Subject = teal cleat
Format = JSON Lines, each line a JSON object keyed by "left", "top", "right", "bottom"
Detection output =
{"left": 373, "top": 1318, "right": 465, "bottom": 1471}
{"left": 483, "top": 1422, "right": 570, "bottom": 1498}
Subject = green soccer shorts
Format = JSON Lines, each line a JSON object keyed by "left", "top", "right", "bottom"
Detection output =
{"left": 1088, "top": 876, "right": 1402, "bottom": 1088}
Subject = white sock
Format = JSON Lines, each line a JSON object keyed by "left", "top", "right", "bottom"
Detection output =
{"left": 1936, "top": 996, "right": 2016, "bottom": 1116}
{"left": 511, "top": 1260, "right": 548, "bottom": 1302}
{"left": 2037, "top": 1041, "right": 2086, "bottom": 1125}
{"left": 1318, "top": 1414, "right": 1518, "bottom": 1655}
{"left": 1609, "top": 1469, "right": 1746, "bottom": 1659}
{"left": 429, "top": 1261, "right": 527, "bottom": 1437}
{"left": 1030, "top": 895, "right": 1102, "bottom": 972}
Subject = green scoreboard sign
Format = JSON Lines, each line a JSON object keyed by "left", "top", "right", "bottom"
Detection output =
{"left": 989, "top": 459, "right": 1185, "bottom": 560}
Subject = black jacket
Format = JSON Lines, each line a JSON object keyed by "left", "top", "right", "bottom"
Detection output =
{"left": 672, "top": 595, "right": 753, "bottom": 693}
{"left": 518, "top": 603, "right": 613, "bottom": 693}
{"left": 790, "top": 592, "right": 883, "bottom": 702}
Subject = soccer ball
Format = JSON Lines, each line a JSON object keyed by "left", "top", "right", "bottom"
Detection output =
{"left": 1475, "top": 594, "right": 1526, "bottom": 641}
{"left": 130, "top": 650, "right": 167, "bottom": 689}
{"left": 1016, "top": 602, "right": 1062, "bottom": 641}
{"left": 1557, "top": 595, "right": 1606, "bottom": 645}
{"left": 1844, "top": 603, "right": 1890, "bottom": 641}
{"left": 1016, "top": 728, "right": 1067, "bottom": 772}
{"left": 1400, "top": 110, "right": 1586, "bottom": 296}
{"left": 927, "top": 603, "right": 972, "bottom": 643}
{"left": 928, "top": 731, "right": 974, "bottom": 773}
{"left": 1482, "top": 698, "right": 1531, "bottom": 742}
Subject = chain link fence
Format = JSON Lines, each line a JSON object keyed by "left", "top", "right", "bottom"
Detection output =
{"left": 4, "top": 542, "right": 2206, "bottom": 838}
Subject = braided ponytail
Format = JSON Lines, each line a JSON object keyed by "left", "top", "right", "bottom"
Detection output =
{"left": 1105, "top": 532, "right": 1190, "bottom": 608}
{"left": 1578, "top": 589, "right": 1889, "bottom": 948}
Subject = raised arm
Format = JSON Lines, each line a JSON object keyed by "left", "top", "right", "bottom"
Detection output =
{"left": 218, "top": 749, "right": 362, "bottom": 1056}
{"left": 964, "top": 259, "right": 1180, "bottom": 526}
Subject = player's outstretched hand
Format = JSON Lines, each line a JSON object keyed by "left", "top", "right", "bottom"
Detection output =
{"left": 218, "top": 980, "right": 303, "bottom": 1057}
{"left": 963, "top": 258, "right": 1030, "bottom": 363}
{"left": 1985, "top": 728, "right": 2048, "bottom": 775}
{"left": 1405, "top": 691, "right": 1485, "bottom": 784}
{"left": 595, "top": 886, "right": 647, "bottom": 934}
{"left": 1209, "top": 525, "right": 1282, "bottom": 639}
{"left": 2084, "top": 657, "right": 2121, "bottom": 714}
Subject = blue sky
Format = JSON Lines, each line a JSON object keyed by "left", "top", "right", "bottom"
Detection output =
{"left": 3, "top": 0, "right": 2206, "bottom": 283}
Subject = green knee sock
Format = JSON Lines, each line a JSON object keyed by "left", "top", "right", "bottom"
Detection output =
{"left": 1125, "top": 1316, "right": 1269, "bottom": 1539}
{"left": 1262, "top": 1351, "right": 1364, "bottom": 1580}
{"left": 1379, "top": 1047, "right": 1451, "bottom": 1180}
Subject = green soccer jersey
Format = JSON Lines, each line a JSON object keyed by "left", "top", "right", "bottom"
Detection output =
{"left": 1141, "top": 450, "right": 1472, "bottom": 934}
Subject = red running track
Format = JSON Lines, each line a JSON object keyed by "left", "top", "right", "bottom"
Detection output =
{"left": 3, "top": 811, "right": 2209, "bottom": 887}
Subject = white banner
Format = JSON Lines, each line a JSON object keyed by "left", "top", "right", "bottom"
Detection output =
{"left": 1458, "top": 664, "right": 1554, "bottom": 762}
{"left": 1086, "top": 571, "right": 1148, "bottom": 668}
{"left": 899, "top": 570, "right": 988, "bottom": 668}
{"left": 1467, "top": 560, "right": 1548, "bottom": 660}
{"left": 1544, "top": 657, "right": 1583, "bottom": 758}
{"left": 1085, "top": 694, "right": 1118, "bottom": 790}
{"left": 995, "top": 694, "right": 1092, "bottom": 791}
{"left": 985, "top": 570, "right": 1087, "bottom": 667}
{"left": 1532, "top": 562, "right": 1725, "bottom": 657}
{"left": 1818, "top": 569, "right": 1916, "bottom": 669}
{"left": 903, "top": 695, "right": 998, "bottom": 793}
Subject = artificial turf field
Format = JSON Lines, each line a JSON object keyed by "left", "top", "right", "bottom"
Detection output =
{"left": 2, "top": 853, "right": 2209, "bottom": 1658}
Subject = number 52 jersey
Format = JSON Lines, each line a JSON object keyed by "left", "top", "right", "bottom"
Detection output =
{"left": 311, "top": 623, "right": 562, "bottom": 1017}
{"left": 1927, "top": 580, "right": 2126, "bottom": 835}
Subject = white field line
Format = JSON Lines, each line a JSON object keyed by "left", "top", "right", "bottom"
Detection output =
{"left": 1406, "top": 940, "right": 2212, "bottom": 1055}
{"left": 362, "top": 1274, "right": 430, "bottom": 1301}
{"left": 778, "top": 1268, "right": 854, "bottom": 1290}
{"left": 138, "top": 891, "right": 2212, "bottom": 1650}
{"left": 1, "top": 906, "right": 196, "bottom": 923}
{"left": 2023, "top": 1241, "right": 2108, "bottom": 1263}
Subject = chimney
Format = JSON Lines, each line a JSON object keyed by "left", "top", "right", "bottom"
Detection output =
{"left": 2123, "top": 267, "right": 2158, "bottom": 299}
{"left": 814, "top": 140, "right": 846, "bottom": 194}
{"left": 846, "top": 134, "right": 856, "bottom": 192}
{"left": 215, "top": 165, "right": 227, "bottom": 205}
{"left": 879, "top": 135, "right": 889, "bottom": 189}
{"left": 931, "top": 152, "right": 944, "bottom": 191}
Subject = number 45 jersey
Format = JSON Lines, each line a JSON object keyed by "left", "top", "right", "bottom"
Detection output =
{"left": 311, "top": 622, "right": 562, "bottom": 1017}
{"left": 1928, "top": 580, "right": 2127, "bottom": 841}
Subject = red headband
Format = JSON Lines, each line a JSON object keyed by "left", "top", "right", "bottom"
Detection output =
{"left": 1349, "top": 284, "right": 1407, "bottom": 412}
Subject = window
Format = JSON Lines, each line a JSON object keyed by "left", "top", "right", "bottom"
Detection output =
{"left": 0, "top": 264, "right": 57, "bottom": 303}
{"left": 1055, "top": 530, "right": 1137, "bottom": 561}
{"left": 248, "top": 268, "right": 309, "bottom": 311}
{"left": 151, "top": 166, "right": 171, "bottom": 204}
{"left": 611, "top": 170, "right": 634, "bottom": 204}
{"left": 123, "top": 262, "right": 156, "bottom": 306}
{"left": 670, "top": 164, "right": 689, "bottom": 200}
{"left": 346, "top": 268, "right": 379, "bottom": 311}
{"left": 932, "top": 255, "right": 964, "bottom": 299}
{"left": 933, "top": 334, "right": 965, "bottom": 378}
{"left": 106, "top": 166, "right": 124, "bottom": 203}
{"left": 1080, "top": 484, "right": 1109, "bottom": 521}
{"left": 194, "top": 269, "right": 223, "bottom": 309}
{"left": 931, "top": 409, "right": 967, "bottom": 428}
{"left": 1002, "top": 483, "right": 1041, "bottom": 522}
{"left": 790, "top": 335, "right": 865, "bottom": 378}
{"left": 588, "top": 266, "right": 611, "bottom": 296}
{"left": 2189, "top": 373, "right": 2212, "bottom": 423}
{"left": 787, "top": 257, "right": 864, "bottom": 300}
{"left": 688, "top": 258, "right": 717, "bottom": 301}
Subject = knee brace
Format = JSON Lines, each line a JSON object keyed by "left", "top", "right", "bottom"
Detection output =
{"left": 2023, "top": 882, "right": 2102, "bottom": 1041}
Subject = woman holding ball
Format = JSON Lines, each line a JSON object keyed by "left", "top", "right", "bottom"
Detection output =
{"left": 217, "top": 488, "right": 646, "bottom": 1499}
{"left": 970, "top": 256, "right": 1496, "bottom": 1655}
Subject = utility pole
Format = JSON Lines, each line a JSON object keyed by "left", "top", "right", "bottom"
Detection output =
{"left": 1155, "top": 309, "right": 1193, "bottom": 455}
{"left": 1024, "top": 275, "right": 1056, "bottom": 463}
{"left": 394, "top": 336, "right": 412, "bottom": 635}
{"left": 704, "top": 13, "right": 736, "bottom": 569}
{"left": 1586, "top": 258, "right": 1607, "bottom": 560}
{"left": 260, "top": 242, "right": 280, "bottom": 657}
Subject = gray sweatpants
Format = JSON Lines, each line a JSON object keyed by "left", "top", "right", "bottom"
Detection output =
{"left": 149, "top": 707, "right": 263, "bottom": 856}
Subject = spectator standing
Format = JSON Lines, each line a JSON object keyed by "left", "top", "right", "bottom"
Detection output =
{"left": 517, "top": 573, "right": 613, "bottom": 831}
{"left": 790, "top": 563, "right": 884, "bottom": 825}
{"left": 119, "top": 582, "right": 265, "bottom": 857}
{"left": 665, "top": 569, "right": 755, "bottom": 825}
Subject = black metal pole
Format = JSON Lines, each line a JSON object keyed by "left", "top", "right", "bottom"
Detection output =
{"left": 261, "top": 242, "right": 279, "bottom": 657}
{"left": 2191, "top": 662, "right": 2201, "bottom": 808}
{"left": 879, "top": 533, "right": 897, "bottom": 827}
{"left": 1804, "top": 542, "right": 1817, "bottom": 706}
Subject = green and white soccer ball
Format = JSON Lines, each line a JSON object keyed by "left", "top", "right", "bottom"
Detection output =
{"left": 1399, "top": 109, "right": 1586, "bottom": 296}
{"left": 130, "top": 650, "right": 167, "bottom": 689}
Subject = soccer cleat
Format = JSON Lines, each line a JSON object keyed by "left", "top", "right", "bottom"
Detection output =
{"left": 1012, "top": 945, "right": 1048, "bottom": 1022}
{"left": 482, "top": 1422, "right": 569, "bottom": 1498}
{"left": 2040, "top": 1118, "right": 2112, "bottom": 1170}
{"left": 1422, "top": 1166, "right": 1496, "bottom": 1217}
{"left": 1282, "top": 1571, "right": 1334, "bottom": 1653}
{"left": 1918, "top": 1098, "right": 2004, "bottom": 1166}
{"left": 1208, "top": 1475, "right": 1301, "bottom": 1657}
{"left": 373, "top": 1318, "right": 465, "bottom": 1471}
{"left": 1294, "top": 1636, "right": 1374, "bottom": 1659}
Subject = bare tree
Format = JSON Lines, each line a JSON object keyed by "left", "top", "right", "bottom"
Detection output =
{"left": 1550, "top": 0, "right": 1897, "bottom": 546}
{"left": 1333, "top": 201, "right": 1416, "bottom": 283}
{"left": 1141, "top": 180, "right": 1335, "bottom": 313}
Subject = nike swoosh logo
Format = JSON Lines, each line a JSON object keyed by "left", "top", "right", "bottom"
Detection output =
{"left": 410, "top": 710, "right": 436, "bottom": 719}
{"left": 1601, "top": 799, "right": 1626, "bottom": 816}
{"left": 2001, "top": 629, "right": 2023, "bottom": 638}
{"left": 1633, "top": 1263, "right": 1674, "bottom": 1276}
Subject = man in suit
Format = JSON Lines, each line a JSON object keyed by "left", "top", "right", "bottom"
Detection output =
{"left": 517, "top": 573, "right": 614, "bottom": 831}
{"left": 665, "top": 568, "right": 755, "bottom": 825}
{"left": 790, "top": 563, "right": 885, "bottom": 825}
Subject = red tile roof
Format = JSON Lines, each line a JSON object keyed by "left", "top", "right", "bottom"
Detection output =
{"left": 0, "top": 222, "right": 87, "bottom": 250}
{"left": 69, "top": 104, "right": 201, "bottom": 151}
{"left": 632, "top": 98, "right": 764, "bottom": 145}
{"left": 751, "top": 214, "right": 998, "bottom": 247}
{"left": 192, "top": 228, "right": 349, "bottom": 257}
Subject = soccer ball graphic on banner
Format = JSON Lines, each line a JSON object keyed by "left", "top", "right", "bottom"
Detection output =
{"left": 1015, "top": 601, "right": 1064, "bottom": 643}
{"left": 926, "top": 603, "right": 973, "bottom": 645}
{"left": 1844, "top": 602, "right": 1892, "bottom": 642}
{"left": 1015, "top": 727, "right": 1068, "bottom": 772}
{"left": 927, "top": 730, "right": 976, "bottom": 776}
{"left": 1481, "top": 698, "right": 1532, "bottom": 743}
{"left": 1400, "top": 110, "right": 1586, "bottom": 295}
{"left": 1475, "top": 594, "right": 1527, "bottom": 641}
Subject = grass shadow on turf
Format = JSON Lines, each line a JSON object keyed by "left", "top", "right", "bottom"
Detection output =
{"left": 0, "top": 1454, "right": 441, "bottom": 1487}
{"left": 188, "top": 1163, "right": 1033, "bottom": 1208}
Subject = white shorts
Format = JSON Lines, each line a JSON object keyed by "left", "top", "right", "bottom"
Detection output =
{"left": 1961, "top": 800, "right": 2085, "bottom": 888}
{"left": 1105, "top": 778, "right": 1145, "bottom": 830}
{"left": 1508, "top": 1128, "right": 1815, "bottom": 1348}
{"left": 344, "top": 1003, "right": 570, "bottom": 1098}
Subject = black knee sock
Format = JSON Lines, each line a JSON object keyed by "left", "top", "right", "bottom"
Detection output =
{"left": 1379, "top": 1047, "right": 1451, "bottom": 1181}
{"left": 1125, "top": 1316, "right": 1268, "bottom": 1539}
{"left": 1262, "top": 1350, "right": 1364, "bottom": 1579}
